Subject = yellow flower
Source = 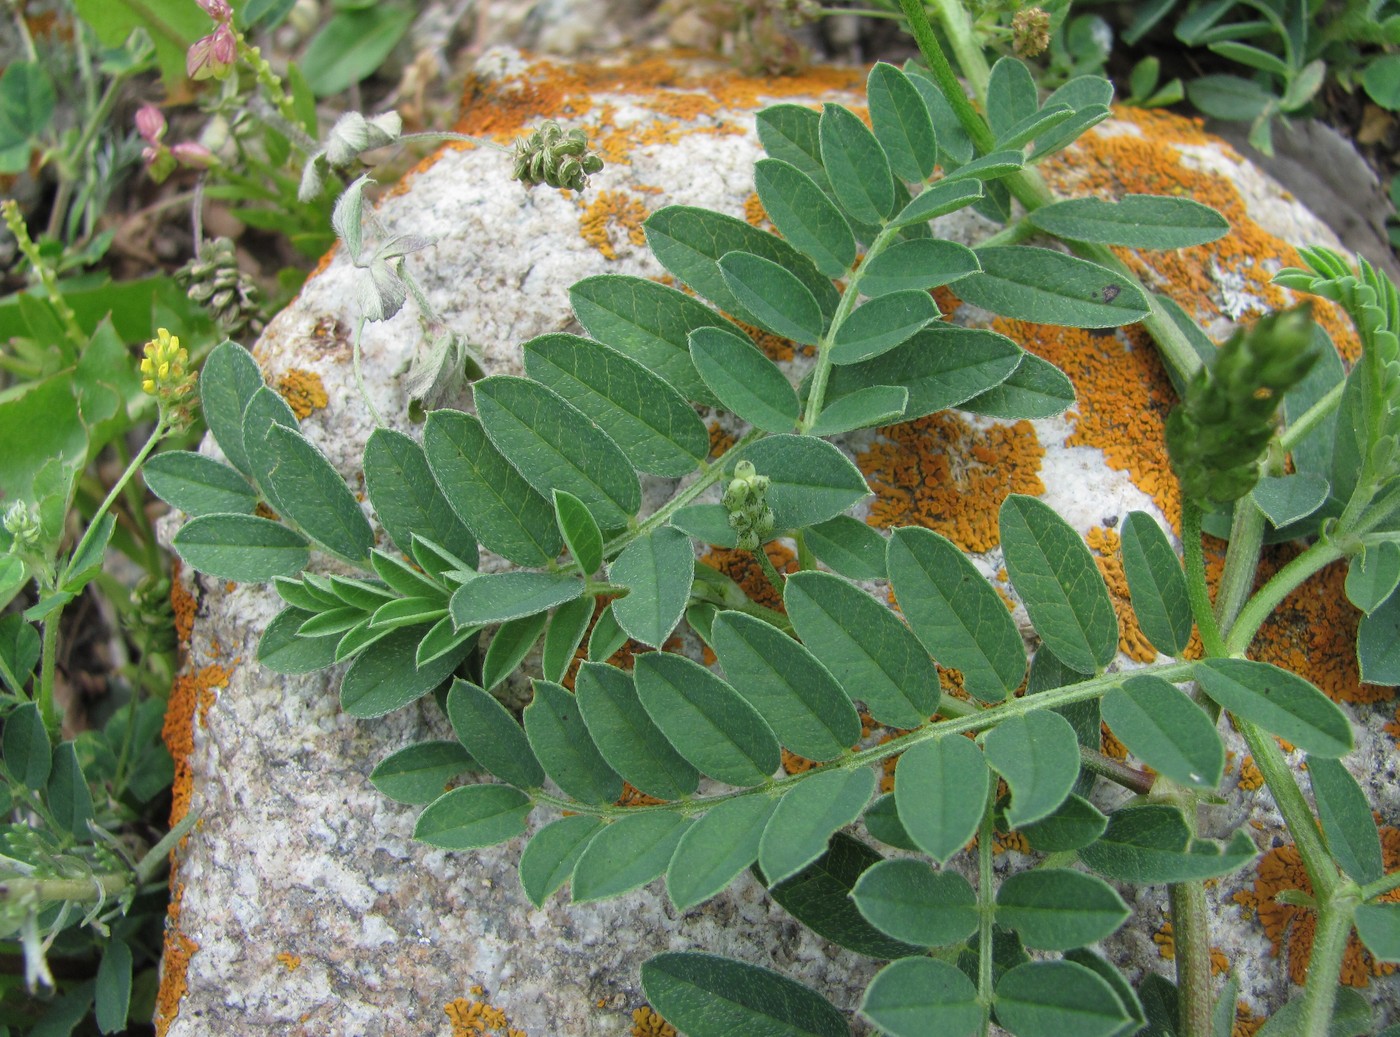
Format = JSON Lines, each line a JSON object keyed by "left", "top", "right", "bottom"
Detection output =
{"left": 141, "top": 329, "right": 191, "bottom": 397}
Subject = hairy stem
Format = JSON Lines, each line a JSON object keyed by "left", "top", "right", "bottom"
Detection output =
{"left": 977, "top": 769, "right": 997, "bottom": 1036}
{"left": 1214, "top": 497, "right": 1265, "bottom": 637}
{"left": 1296, "top": 894, "right": 1358, "bottom": 1037}
{"left": 1223, "top": 539, "right": 1344, "bottom": 656}
{"left": 1181, "top": 502, "right": 1228, "bottom": 658}
{"left": 1168, "top": 878, "right": 1213, "bottom": 1037}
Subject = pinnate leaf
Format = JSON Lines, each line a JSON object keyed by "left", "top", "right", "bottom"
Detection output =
{"left": 753, "top": 158, "right": 855, "bottom": 278}
{"left": 733, "top": 436, "right": 870, "bottom": 531}
{"left": 1309, "top": 756, "right": 1384, "bottom": 886}
{"left": 867, "top": 62, "right": 937, "bottom": 182}
{"left": 553, "top": 489, "right": 603, "bottom": 575}
{"left": 364, "top": 428, "right": 477, "bottom": 564}
{"left": 819, "top": 103, "right": 895, "bottom": 225}
{"left": 576, "top": 662, "right": 699, "bottom": 801}
{"left": 449, "top": 572, "right": 584, "bottom": 627}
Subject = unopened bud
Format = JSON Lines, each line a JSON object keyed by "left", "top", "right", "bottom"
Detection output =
{"left": 135, "top": 105, "right": 166, "bottom": 145}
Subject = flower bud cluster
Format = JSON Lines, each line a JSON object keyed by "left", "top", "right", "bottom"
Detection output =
{"left": 4, "top": 502, "right": 41, "bottom": 553}
{"left": 141, "top": 328, "right": 198, "bottom": 427}
{"left": 1012, "top": 7, "right": 1052, "bottom": 58}
{"left": 1167, "top": 305, "right": 1318, "bottom": 505}
{"left": 511, "top": 121, "right": 605, "bottom": 192}
{"left": 135, "top": 105, "right": 216, "bottom": 184}
{"left": 723, "top": 461, "right": 776, "bottom": 551}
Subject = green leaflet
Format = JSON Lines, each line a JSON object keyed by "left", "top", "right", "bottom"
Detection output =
{"left": 824, "top": 324, "right": 1022, "bottom": 422}
{"left": 632, "top": 651, "right": 780, "bottom": 787}
{"left": 982, "top": 711, "right": 1080, "bottom": 827}
{"left": 608, "top": 526, "right": 694, "bottom": 649}
{"left": 758, "top": 767, "right": 876, "bottom": 886}
{"left": 588, "top": 604, "right": 629, "bottom": 662}
{"left": 474, "top": 376, "right": 641, "bottom": 531}
{"left": 863, "top": 793, "right": 918, "bottom": 851}
{"left": 859, "top": 239, "right": 980, "bottom": 298}
{"left": 1193, "top": 659, "right": 1353, "bottom": 758}
{"left": 481, "top": 611, "right": 548, "bottom": 692}
{"left": 1028, "top": 195, "right": 1230, "bottom": 249}
{"left": 689, "top": 326, "right": 799, "bottom": 433}
{"left": 938, "top": 150, "right": 1026, "bottom": 184}
{"left": 644, "top": 206, "right": 840, "bottom": 326}
{"left": 860, "top": 957, "right": 981, "bottom": 1037}
{"left": 172, "top": 514, "right": 309, "bottom": 583}
{"left": 95, "top": 938, "right": 132, "bottom": 1035}
{"left": 959, "top": 353, "right": 1076, "bottom": 421}
{"left": 766, "top": 833, "right": 921, "bottom": 959}
{"left": 1250, "top": 473, "right": 1329, "bottom": 528}
{"left": 1079, "top": 804, "right": 1256, "bottom": 883}
{"left": 257, "top": 422, "right": 374, "bottom": 563}
{"left": 369, "top": 741, "right": 475, "bottom": 805}
{"left": 519, "top": 815, "right": 604, "bottom": 907}
{"left": 364, "top": 428, "right": 478, "bottom": 565}
{"left": 422, "top": 410, "right": 560, "bottom": 567}
{"left": 553, "top": 489, "right": 603, "bottom": 575}
{"left": 576, "top": 661, "right": 699, "bottom": 801}
{"left": 887, "top": 526, "right": 1025, "bottom": 701}
{"left": 850, "top": 858, "right": 978, "bottom": 947}
{"left": 1119, "top": 511, "right": 1193, "bottom": 656}
{"left": 894, "top": 737, "right": 988, "bottom": 862}
{"left": 1063, "top": 948, "right": 1145, "bottom": 1036}
{"left": 1346, "top": 541, "right": 1400, "bottom": 615}
{"left": 641, "top": 952, "right": 850, "bottom": 1037}
{"left": 416, "top": 614, "right": 477, "bottom": 669}
{"left": 667, "top": 795, "right": 778, "bottom": 911}
{"left": 239, "top": 385, "right": 300, "bottom": 516}
{"left": 327, "top": 575, "right": 396, "bottom": 611}
{"left": 257, "top": 607, "right": 341, "bottom": 674}
{"left": 568, "top": 274, "right": 728, "bottom": 406}
{"left": 371, "top": 548, "right": 445, "bottom": 599}
{"left": 449, "top": 572, "right": 584, "bottom": 627}
{"left": 889, "top": 179, "right": 984, "bottom": 230}
{"left": 994, "top": 105, "right": 1073, "bottom": 151}
{"left": 753, "top": 158, "right": 856, "bottom": 278}
{"left": 523, "top": 679, "right": 622, "bottom": 806}
{"left": 541, "top": 596, "right": 593, "bottom": 683}
{"left": 3, "top": 702, "right": 50, "bottom": 788}
{"left": 731, "top": 435, "right": 870, "bottom": 531}
{"left": 1019, "top": 794, "right": 1108, "bottom": 853}
{"left": 806, "top": 386, "right": 909, "bottom": 437}
{"left": 718, "top": 250, "right": 825, "bottom": 346}
{"left": 142, "top": 451, "right": 257, "bottom": 517}
{"left": 994, "top": 870, "right": 1129, "bottom": 950}
{"left": 783, "top": 570, "right": 938, "bottom": 729}
{"left": 819, "top": 102, "right": 895, "bottom": 225}
{"left": 446, "top": 679, "right": 545, "bottom": 791}
{"left": 413, "top": 784, "right": 532, "bottom": 850}
{"left": 48, "top": 741, "right": 93, "bottom": 838}
{"left": 1102, "top": 676, "right": 1224, "bottom": 789}
{"left": 1359, "top": 591, "right": 1400, "bottom": 684}
{"left": 669, "top": 504, "right": 738, "bottom": 549}
{"left": 369, "top": 596, "right": 448, "bottom": 631}
{"left": 297, "top": 606, "right": 363, "bottom": 637}
{"left": 711, "top": 610, "right": 861, "bottom": 761}
{"left": 999, "top": 495, "right": 1117, "bottom": 674}
{"left": 802, "top": 517, "right": 888, "bottom": 581}
{"left": 523, "top": 333, "right": 709, "bottom": 477}
{"left": 571, "top": 812, "right": 692, "bottom": 903}
{"left": 1309, "top": 756, "right": 1384, "bottom": 886}
{"left": 340, "top": 626, "right": 471, "bottom": 719}
{"left": 867, "top": 62, "right": 937, "bottom": 183}
{"left": 829, "top": 290, "right": 940, "bottom": 365}
{"left": 985, "top": 56, "right": 1040, "bottom": 138}
{"left": 994, "top": 961, "right": 1132, "bottom": 1037}
{"left": 756, "top": 104, "right": 831, "bottom": 188}
{"left": 199, "top": 340, "right": 264, "bottom": 477}
{"left": 955, "top": 247, "right": 1151, "bottom": 328}
{"left": 1355, "top": 904, "right": 1400, "bottom": 962}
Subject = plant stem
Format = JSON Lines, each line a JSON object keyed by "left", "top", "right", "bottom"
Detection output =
{"left": 1223, "top": 539, "right": 1343, "bottom": 656}
{"left": 1, "top": 200, "right": 85, "bottom": 351}
{"left": 1295, "top": 895, "right": 1357, "bottom": 1037}
{"left": 1182, "top": 502, "right": 1228, "bottom": 658}
{"left": 1278, "top": 380, "right": 1344, "bottom": 454}
{"left": 1214, "top": 497, "right": 1265, "bottom": 637}
{"left": 350, "top": 316, "right": 383, "bottom": 426}
{"left": 0, "top": 872, "right": 130, "bottom": 904}
{"left": 397, "top": 131, "right": 513, "bottom": 154}
{"left": 977, "top": 769, "right": 997, "bottom": 1036}
{"left": 1168, "top": 878, "right": 1213, "bottom": 1037}
{"left": 753, "top": 546, "right": 786, "bottom": 596}
{"left": 236, "top": 37, "right": 299, "bottom": 126}
{"left": 37, "top": 618, "right": 60, "bottom": 738}
{"left": 1080, "top": 746, "right": 1154, "bottom": 794}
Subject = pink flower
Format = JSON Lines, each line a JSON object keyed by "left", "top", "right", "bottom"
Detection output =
{"left": 187, "top": 23, "right": 237, "bottom": 80}
{"left": 136, "top": 105, "right": 166, "bottom": 145}
{"left": 195, "top": 0, "right": 232, "bottom": 22}
{"left": 172, "top": 141, "right": 217, "bottom": 169}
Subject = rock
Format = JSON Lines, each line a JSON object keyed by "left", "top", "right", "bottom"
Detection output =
{"left": 157, "top": 47, "right": 1397, "bottom": 1037}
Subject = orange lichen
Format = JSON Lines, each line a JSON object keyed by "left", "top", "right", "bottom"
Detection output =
{"left": 276, "top": 952, "right": 301, "bottom": 971}
{"left": 743, "top": 192, "right": 768, "bottom": 229}
{"left": 579, "top": 189, "right": 650, "bottom": 260}
{"left": 1234, "top": 1002, "right": 1264, "bottom": 1037}
{"left": 275, "top": 368, "right": 328, "bottom": 420}
{"left": 699, "top": 543, "right": 798, "bottom": 611}
{"left": 707, "top": 420, "right": 737, "bottom": 459}
{"left": 616, "top": 782, "right": 668, "bottom": 807}
{"left": 781, "top": 748, "right": 823, "bottom": 775}
{"left": 1101, "top": 722, "right": 1128, "bottom": 761}
{"left": 859, "top": 412, "right": 1045, "bottom": 552}
{"left": 993, "top": 829, "right": 1031, "bottom": 856}
{"left": 1152, "top": 921, "right": 1231, "bottom": 975}
{"left": 1244, "top": 830, "right": 1400, "bottom": 986}
{"left": 1237, "top": 755, "right": 1265, "bottom": 792}
{"left": 632, "top": 1005, "right": 677, "bottom": 1037}
{"left": 445, "top": 995, "right": 527, "bottom": 1036}
{"left": 154, "top": 882, "right": 198, "bottom": 1037}
{"left": 1085, "top": 526, "right": 1159, "bottom": 663}
{"left": 163, "top": 663, "right": 230, "bottom": 830}
{"left": 171, "top": 562, "right": 198, "bottom": 646}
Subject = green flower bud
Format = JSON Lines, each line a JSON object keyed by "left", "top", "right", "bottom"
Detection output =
{"left": 724, "top": 461, "right": 776, "bottom": 550}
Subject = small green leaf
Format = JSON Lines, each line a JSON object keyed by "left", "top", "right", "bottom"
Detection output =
{"left": 1251, "top": 474, "right": 1329, "bottom": 528}
{"left": 863, "top": 793, "right": 918, "bottom": 851}
{"left": 889, "top": 179, "right": 983, "bottom": 231}
{"left": 1309, "top": 756, "right": 1384, "bottom": 886}
{"left": 369, "top": 596, "right": 448, "bottom": 632}
{"left": 524, "top": 679, "right": 622, "bottom": 806}
{"left": 1079, "top": 804, "right": 1257, "bottom": 883}
{"left": 0, "top": 556, "right": 26, "bottom": 613}
{"left": 894, "top": 736, "right": 988, "bottom": 862}
{"left": 633, "top": 651, "right": 780, "bottom": 786}
{"left": 1102, "top": 676, "right": 1224, "bottom": 789}
{"left": 364, "top": 428, "right": 478, "bottom": 564}
{"left": 732, "top": 436, "right": 871, "bottom": 531}
{"left": 423, "top": 410, "right": 562, "bottom": 567}
{"left": 1359, "top": 591, "right": 1400, "bottom": 684}
{"left": 519, "top": 815, "right": 604, "bottom": 907}
{"left": 641, "top": 952, "right": 850, "bottom": 1037}
{"left": 554, "top": 489, "right": 604, "bottom": 575}
{"left": 830, "top": 291, "right": 940, "bottom": 365}
{"left": 938, "top": 150, "right": 1026, "bottom": 184}
{"left": 240, "top": 386, "right": 300, "bottom": 516}
{"left": 449, "top": 572, "right": 584, "bottom": 627}
{"left": 868, "top": 62, "right": 938, "bottom": 182}
{"left": 299, "top": 3, "right": 414, "bottom": 95}
{"left": 1019, "top": 794, "right": 1108, "bottom": 852}
{"left": 994, "top": 869, "right": 1129, "bottom": 950}
{"left": 784, "top": 570, "right": 938, "bottom": 729}
{"left": 994, "top": 105, "right": 1074, "bottom": 151}
{"left": 3, "top": 702, "right": 51, "bottom": 788}
{"left": 757, "top": 103, "right": 830, "bottom": 185}
{"left": 0, "top": 61, "right": 55, "bottom": 142}
{"left": 371, "top": 548, "right": 444, "bottom": 599}
{"left": 959, "top": 353, "right": 1076, "bottom": 420}
{"left": 718, "top": 250, "right": 825, "bottom": 346}
{"left": 994, "top": 961, "right": 1131, "bottom": 1037}
{"left": 370, "top": 741, "right": 476, "bottom": 804}
{"left": 712, "top": 610, "right": 861, "bottom": 761}
{"left": 999, "top": 495, "right": 1117, "bottom": 674}
{"left": 172, "top": 514, "right": 310, "bottom": 583}
{"left": 416, "top": 614, "right": 477, "bottom": 669}
{"left": 48, "top": 741, "right": 93, "bottom": 839}
{"left": 572, "top": 812, "right": 691, "bottom": 903}
{"left": 808, "top": 386, "right": 910, "bottom": 436}
{"left": 1345, "top": 541, "right": 1400, "bottom": 615}
{"left": 481, "top": 612, "right": 548, "bottom": 692}
{"left": 982, "top": 711, "right": 1081, "bottom": 827}
{"left": 576, "top": 662, "right": 700, "bottom": 801}
{"left": 761, "top": 763, "right": 873, "bottom": 886}
{"left": 753, "top": 158, "right": 856, "bottom": 278}
{"left": 689, "top": 326, "right": 799, "bottom": 433}
{"left": 198, "top": 341, "right": 264, "bottom": 478}
{"left": 670, "top": 504, "right": 738, "bottom": 549}
{"left": 1194, "top": 658, "right": 1353, "bottom": 758}
{"left": 1187, "top": 73, "right": 1274, "bottom": 121}
{"left": 668, "top": 795, "right": 778, "bottom": 910}
{"left": 446, "top": 679, "right": 545, "bottom": 790}
{"left": 820, "top": 103, "right": 895, "bottom": 224}
{"left": 414, "top": 784, "right": 532, "bottom": 849}
{"left": 850, "top": 858, "right": 978, "bottom": 946}
{"left": 802, "top": 517, "right": 888, "bottom": 581}
{"left": 542, "top": 596, "right": 594, "bottom": 683}
{"left": 888, "top": 527, "right": 1025, "bottom": 701}
{"left": 94, "top": 938, "right": 132, "bottom": 1035}
{"left": 860, "top": 957, "right": 981, "bottom": 1037}
{"left": 588, "top": 604, "right": 629, "bottom": 662}
{"left": 340, "top": 626, "right": 471, "bottom": 718}
{"left": 257, "top": 423, "right": 373, "bottom": 562}
{"left": 1120, "top": 511, "right": 1193, "bottom": 656}
{"left": 956, "top": 248, "right": 1150, "bottom": 328}
{"left": 859, "top": 239, "right": 980, "bottom": 297}
{"left": 1355, "top": 904, "right": 1400, "bottom": 961}
{"left": 986, "top": 56, "right": 1040, "bottom": 138}
{"left": 1028, "top": 195, "right": 1229, "bottom": 249}
{"left": 257, "top": 607, "right": 340, "bottom": 674}
{"left": 609, "top": 526, "right": 695, "bottom": 649}
{"left": 143, "top": 452, "right": 257, "bottom": 517}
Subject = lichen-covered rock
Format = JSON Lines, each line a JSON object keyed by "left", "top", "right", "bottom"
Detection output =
{"left": 158, "top": 47, "right": 1397, "bottom": 1037}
